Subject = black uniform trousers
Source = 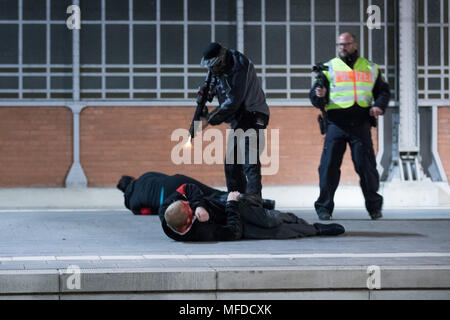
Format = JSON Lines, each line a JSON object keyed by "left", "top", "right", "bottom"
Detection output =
{"left": 238, "top": 203, "right": 318, "bottom": 239}
{"left": 314, "top": 120, "right": 383, "bottom": 215}
{"left": 224, "top": 128, "right": 263, "bottom": 197}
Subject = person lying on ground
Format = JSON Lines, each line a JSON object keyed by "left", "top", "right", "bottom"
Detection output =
{"left": 159, "top": 183, "right": 345, "bottom": 242}
{"left": 117, "top": 171, "right": 275, "bottom": 215}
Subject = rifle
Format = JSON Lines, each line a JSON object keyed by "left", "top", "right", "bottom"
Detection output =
{"left": 189, "top": 70, "right": 214, "bottom": 138}
{"left": 312, "top": 63, "right": 329, "bottom": 135}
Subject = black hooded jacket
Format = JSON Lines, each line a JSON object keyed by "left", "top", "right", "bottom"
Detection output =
{"left": 124, "top": 172, "right": 168, "bottom": 215}
{"left": 158, "top": 183, "right": 242, "bottom": 242}
{"left": 207, "top": 50, "right": 270, "bottom": 130}
{"left": 123, "top": 172, "right": 225, "bottom": 215}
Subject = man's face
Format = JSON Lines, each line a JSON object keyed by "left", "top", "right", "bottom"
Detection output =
{"left": 201, "top": 49, "right": 227, "bottom": 75}
{"left": 176, "top": 201, "right": 194, "bottom": 234}
{"left": 337, "top": 34, "right": 357, "bottom": 57}
{"left": 209, "top": 54, "right": 226, "bottom": 75}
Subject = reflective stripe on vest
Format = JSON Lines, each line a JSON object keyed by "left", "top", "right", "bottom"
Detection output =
{"left": 324, "top": 57, "right": 377, "bottom": 111}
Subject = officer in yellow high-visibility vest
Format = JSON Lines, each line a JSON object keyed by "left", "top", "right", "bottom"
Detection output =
{"left": 310, "top": 32, "right": 390, "bottom": 220}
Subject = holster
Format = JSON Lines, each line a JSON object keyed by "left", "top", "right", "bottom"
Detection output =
{"left": 243, "top": 111, "right": 269, "bottom": 130}
{"left": 318, "top": 114, "right": 327, "bottom": 135}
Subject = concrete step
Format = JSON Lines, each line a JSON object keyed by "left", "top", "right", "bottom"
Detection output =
{"left": 1, "top": 266, "right": 449, "bottom": 300}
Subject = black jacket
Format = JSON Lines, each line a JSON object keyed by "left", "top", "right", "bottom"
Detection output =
{"left": 310, "top": 53, "right": 391, "bottom": 127}
{"left": 158, "top": 183, "right": 242, "bottom": 242}
{"left": 208, "top": 50, "right": 270, "bottom": 130}
{"left": 123, "top": 172, "right": 225, "bottom": 215}
{"left": 124, "top": 172, "right": 169, "bottom": 215}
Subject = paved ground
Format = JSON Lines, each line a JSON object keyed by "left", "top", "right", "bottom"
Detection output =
{"left": 0, "top": 208, "right": 449, "bottom": 300}
{"left": 1, "top": 208, "right": 449, "bottom": 270}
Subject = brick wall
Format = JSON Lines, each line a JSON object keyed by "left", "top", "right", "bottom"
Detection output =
{"left": 0, "top": 105, "right": 382, "bottom": 187}
{"left": 80, "top": 106, "right": 378, "bottom": 187}
{"left": 80, "top": 106, "right": 230, "bottom": 187}
{"left": 438, "top": 107, "right": 450, "bottom": 180}
{"left": 0, "top": 107, "right": 73, "bottom": 187}
{"left": 266, "top": 106, "right": 378, "bottom": 186}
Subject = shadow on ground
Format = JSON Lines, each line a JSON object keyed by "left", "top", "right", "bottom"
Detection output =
{"left": 342, "top": 231, "right": 424, "bottom": 238}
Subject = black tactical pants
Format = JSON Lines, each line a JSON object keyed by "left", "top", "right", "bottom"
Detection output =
{"left": 238, "top": 203, "right": 318, "bottom": 239}
{"left": 224, "top": 128, "right": 264, "bottom": 197}
{"left": 314, "top": 121, "right": 383, "bottom": 215}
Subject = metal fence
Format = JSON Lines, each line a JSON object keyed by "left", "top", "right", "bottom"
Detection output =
{"left": 1, "top": 0, "right": 449, "bottom": 186}
{"left": 0, "top": 0, "right": 401, "bottom": 103}
{"left": 417, "top": 0, "right": 450, "bottom": 103}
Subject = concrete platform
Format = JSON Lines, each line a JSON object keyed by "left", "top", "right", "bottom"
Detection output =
{"left": 1, "top": 181, "right": 450, "bottom": 210}
{"left": 0, "top": 208, "right": 449, "bottom": 299}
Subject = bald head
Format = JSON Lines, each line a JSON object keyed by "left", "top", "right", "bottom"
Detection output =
{"left": 337, "top": 32, "right": 358, "bottom": 57}
{"left": 339, "top": 32, "right": 356, "bottom": 42}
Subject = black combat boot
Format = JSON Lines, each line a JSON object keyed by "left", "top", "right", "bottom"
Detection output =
{"left": 313, "top": 223, "right": 345, "bottom": 236}
{"left": 262, "top": 199, "right": 275, "bottom": 210}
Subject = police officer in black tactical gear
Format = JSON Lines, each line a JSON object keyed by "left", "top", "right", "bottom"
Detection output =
{"left": 200, "top": 42, "right": 270, "bottom": 199}
{"left": 310, "top": 33, "right": 390, "bottom": 221}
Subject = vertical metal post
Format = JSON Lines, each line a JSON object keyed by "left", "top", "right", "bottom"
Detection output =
{"left": 129, "top": 0, "right": 134, "bottom": 99}
{"left": 335, "top": 0, "right": 339, "bottom": 56}
{"left": 65, "top": 103, "right": 87, "bottom": 188}
{"left": 211, "top": 0, "right": 215, "bottom": 41}
{"left": 66, "top": 0, "right": 88, "bottom": 188}
{"left": 439, "top": 0, "right": 444, "bottom": 100}
{"left": 18, "top": 0, "right": 23, "bottom": 99}
{"left": 311, "top": 0, "right": 315, "bottom": 68}
{"left": 397, "top": 0, "right": 423, "bottom": 181}
{"left": 367, "top": 0, "right": 373, "bottom": 62}
{"left": 101, "top": 0, "right": 106, "bottom": 99}
{"left": 261, "top": 0, "right": 266, "bottom": 90}
{"left": 398, "top": 0, "right": 418, "bottom": 153}
{"left": 46, "top": 0, "right": 51, "bottom": 99}
{"left": 183, "top": 0, "right": 188, "bottom": 99}
{"left": 156, "top": 0, "right": 161, "bottom": 99}
{"left": 286, "top": 0, "right": 290, "bottom": 99}
{"left": 424, "top": 0, "right": 428, "bottom": 99}
{"left": 236, "top": 0, "right": 244, "bottom": 52}
{"left": 72, "top": 0, "right": 80, "bottom": 101}
{"left": 359, "top": 0, "right": 364, "bottom": 58}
